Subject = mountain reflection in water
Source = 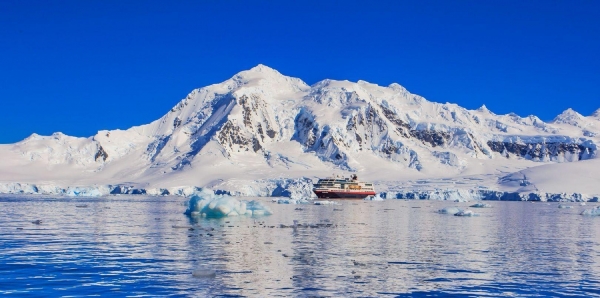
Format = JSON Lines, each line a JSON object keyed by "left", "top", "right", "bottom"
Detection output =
{"left": 1, "top": 196, "right": 600, "bottom": 297}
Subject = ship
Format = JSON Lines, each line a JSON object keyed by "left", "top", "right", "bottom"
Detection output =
{"left": 312, "top": 174, "right": 376, "bottom": 199}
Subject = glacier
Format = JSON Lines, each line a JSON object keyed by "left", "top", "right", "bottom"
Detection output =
{"left": 0, "top": 64, "right": 599, "bottom": 201}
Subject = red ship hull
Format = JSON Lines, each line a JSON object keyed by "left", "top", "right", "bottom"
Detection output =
{"left": 313, "top": 190, "right": 376, "bottom": 199}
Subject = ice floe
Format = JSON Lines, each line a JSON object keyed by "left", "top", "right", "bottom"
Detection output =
{"left": 313, "top": 200, "right": 339, "bottom": 205}
{"left": 470, "top": 203, "right": 492, "bottom": 208}
{"left": 454, "top": 209, "right": 477, "bottom": 216}
{"left": 438, "top": 207, "right": 478, "bottom": 216}
{"left": 184, "top": 189, "right": 272, "bottom": 218}
{"left": 581, "top": 206, "right": 600, "bottom": 216}
{"left": 272, "top": 198, "right": 312, "bottom": 204}
{"left": 437, "top": 207, "right": 463, "bottom": 214}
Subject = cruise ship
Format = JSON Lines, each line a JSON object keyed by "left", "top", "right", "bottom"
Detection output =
{"left": 312, "top": 174, "right": 376, "bottom": 199}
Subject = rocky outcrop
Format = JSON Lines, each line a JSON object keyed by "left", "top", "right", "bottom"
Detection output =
{"left": 487, "top": 141, "right": 595, "bottom": 161}
{"left": 217, "top": 120, "right": 261, "bottom": 153}
{"left": 94, "top": 145, "right": 108, "bottom": 162}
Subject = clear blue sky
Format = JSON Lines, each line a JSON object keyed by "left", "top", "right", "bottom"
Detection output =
{"left": 1, "top": 1, "right": 599, "bottom": 143}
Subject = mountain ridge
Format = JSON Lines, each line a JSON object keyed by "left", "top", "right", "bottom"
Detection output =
{"left": 1, "top": 65, "right": 599, "bottom": 197}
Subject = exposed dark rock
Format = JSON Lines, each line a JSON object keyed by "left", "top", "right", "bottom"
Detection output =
{"left": 252, "top": 138, "right": 262, "bottom": 152}
{"left": 173, "top": 117, "right": 182, "bottom": 129}
{"left": 95, "top": 145, "right": 108, "bottom": 162}
{"left": 379, "top": 104, "right": 450, "bottom": 147}
{"left": 468, "top": 133, "right": 486, "bottom": 155}
{"left": 355, "top": 133, "right": 362, "bottom": 144}
{"left": 256, "top": 123, "right": 265, "bottom": 141}
{"left": 487, "top": 141, "right": 595, "bottom": 160}
{"left": 409, "top": 130, "right": 450, "bottom": 147}
{"left": 239, "top": 95, "right": 254, "bottom": 127}
{"left": 218, "top": 121, "right": 250, "bottom": 148}
{"left": 379, "top": 105, "right": 411, "bottom": 137}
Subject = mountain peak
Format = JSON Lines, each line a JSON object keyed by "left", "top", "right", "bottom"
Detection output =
{"left": 236, "top": 64, "right": 283, "bottom": 79}
{"left": 228, "top": 64, "right": 309, "bottom": 92}
{"left": 554, "top": 108, "right": 582, "bottom": 119}
{"left": 592, "top": 108, "right": 600, "bottom": 118}
{"left": 477, "top": 104, "right": 490, "bottom": 113}
{"left": 552, "top": 108, "right": 585, "bottom": 126}
{"left": 248, "top": 64, "right": 278, "bottom": 73}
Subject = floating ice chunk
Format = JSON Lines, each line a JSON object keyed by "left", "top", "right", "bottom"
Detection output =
{"left": 470, "top": 203, "right": 492, "bottom": 208}
{"left": 273, "top": 198, "right": 312, "bottom": 204}
{"left": 454, "top": 209, "right": 476, "bottom": 216}
{"left": 558, "top": 204, "right": 573, "bottom": 209}
{"left": 581, "top": 206, "right": 600, "bottom": 216}
{"left": 314, "top": 200, "right": 339, "bottom": 205}
{"left": 438, "top": 207, "right": 463, "bottom": 214}
{"left": 185, "top": 189, "right": 272, "bottom": 218}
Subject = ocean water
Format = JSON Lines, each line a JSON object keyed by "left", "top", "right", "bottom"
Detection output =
{"left": 1, "top": 196, "right": 600, "bottom": 297}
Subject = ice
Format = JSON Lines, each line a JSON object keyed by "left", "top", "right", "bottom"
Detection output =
{"left": 314, "top": 200, "right": 339, "bottom": 205}
{"left": 470, "top": 203, "right": 492, "bottom": 208}
{"left": 272, "top": 198, "right": 312, "bottom": 204}
{"left": 185, "top": 189, "right": 272, "bottom": 218}
{"left": 581, "top": 206, "right": 600, "bottom": 216}
{"left": 438, "top": 207, "right": 463, "bottom": 214}
{"left": 558, "top": 204, "right": 573, "bottom": 209}
{"left": 66, "top": 187, "right": 104, "bottom": 197}
{"left": 364, "top": 194, "right": 384, "bottom": 201}
{"left": 454, "top": 209, "right": 477, "bottom": 216}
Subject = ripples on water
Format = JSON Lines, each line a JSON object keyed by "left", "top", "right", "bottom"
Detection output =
{"left": 1, "top": 196, "right": 600, "bottom": 297}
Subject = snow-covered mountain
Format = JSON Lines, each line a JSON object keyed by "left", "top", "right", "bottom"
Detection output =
{"left": 1, "top": 65, "right": 599, "bottom": 198}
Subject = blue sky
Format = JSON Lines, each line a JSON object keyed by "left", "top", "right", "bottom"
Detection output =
{"left": 1, "top": 1, "right": 599, "bottom": 143}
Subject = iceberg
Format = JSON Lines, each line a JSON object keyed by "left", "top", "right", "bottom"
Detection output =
{"left": 454, "top": 209, "right": 477, "bottom": 216}
{"left": 272, "top": 198, "right": 312, "bottom": 204}
{"left": 437, "top": 207, "right": 463, "bottom": 214}
{"left": 470, "top": 203, "right": 492, "bottom": 208}
{"left": 314, "top": 200, "right": 339, "bottom": 205}
{"left": 580, "top": 206, "right": 600, "bottom": 216}
{"left": 185, "top": 189, "right": 272, "bottom": 218}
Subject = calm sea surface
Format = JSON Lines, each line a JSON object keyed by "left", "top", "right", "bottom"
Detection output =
{"left": 1, "top": 196, "right": 600, "bottom": 297}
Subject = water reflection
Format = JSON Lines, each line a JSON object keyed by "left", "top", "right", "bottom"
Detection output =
{"left": 1, "top": 196, "right": 600, "bottom": 296}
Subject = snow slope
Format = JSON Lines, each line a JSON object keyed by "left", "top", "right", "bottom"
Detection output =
{"left": 1, "top": 65, "right": 599, "bottom": 198}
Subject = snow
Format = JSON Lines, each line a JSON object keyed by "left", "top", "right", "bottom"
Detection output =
{"left": 0, "top": 64, "right": 599, "bottom": 201}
